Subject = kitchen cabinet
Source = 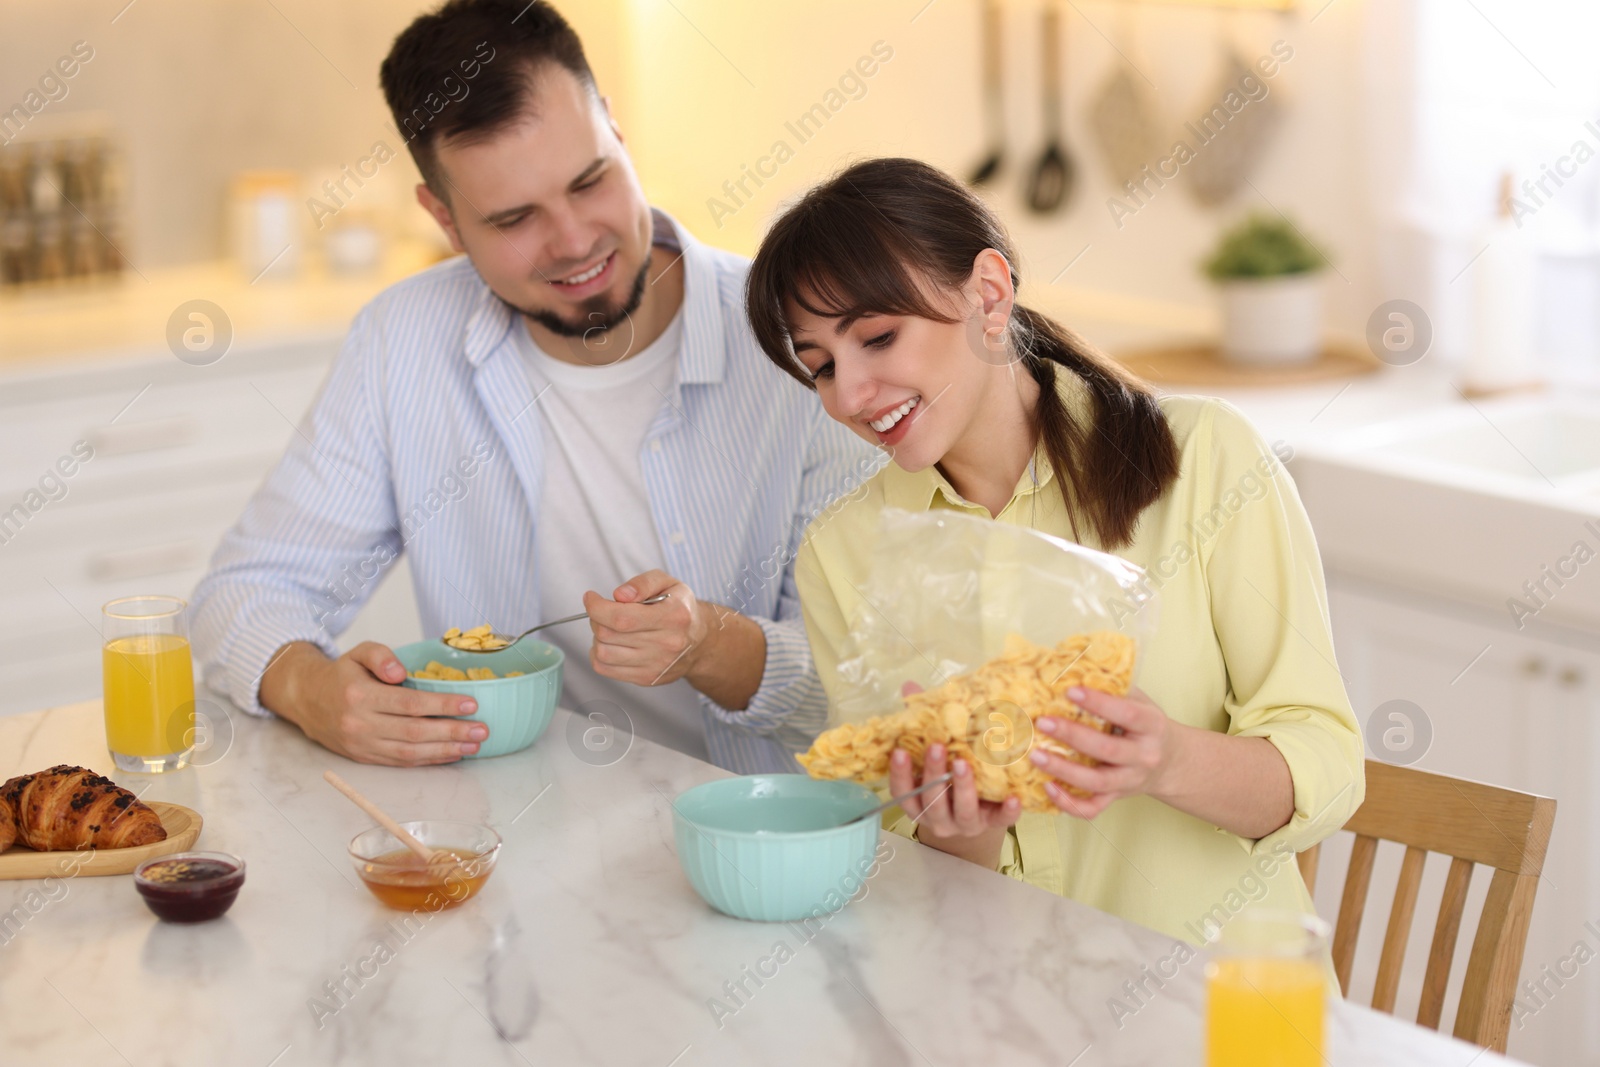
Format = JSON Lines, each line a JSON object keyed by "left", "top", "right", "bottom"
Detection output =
{"left": 1323, "top": 572, "right": 1600, "bottom": 1067}
{"left": 0, "top": 340, "right": 423, "bottom": 717}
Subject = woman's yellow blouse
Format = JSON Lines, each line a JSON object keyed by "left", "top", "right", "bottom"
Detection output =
{"left": 793, "top": 374, "right": 1365, "bottom": 946}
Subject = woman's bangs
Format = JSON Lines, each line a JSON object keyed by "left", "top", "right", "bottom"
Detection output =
{"left": 782, "top": 218, "right": 951, "bottom": 334}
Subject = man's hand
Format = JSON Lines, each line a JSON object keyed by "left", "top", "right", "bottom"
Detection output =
{"left": 584, "top": 571, "right": 705, "bottom": 686}
{"left": 259, "top": 641, "right": 488, "bottom": 766}
{"left": 584, "top": 570, "right": 766, "bottom": 710}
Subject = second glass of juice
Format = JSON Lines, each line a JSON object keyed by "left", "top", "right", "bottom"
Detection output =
{"left": 1206, "top": 910, "right": 1331, "bottom": 1067}
{"left": 102, "top": 595, "right": 196, "bottom": 773}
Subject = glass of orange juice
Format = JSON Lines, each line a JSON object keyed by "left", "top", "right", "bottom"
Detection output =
{"left": 1206, "top": 910, "right": 1331, "bottom": 1067}
{"left": 101, "top": 595, "right": 196, "bottom": 773}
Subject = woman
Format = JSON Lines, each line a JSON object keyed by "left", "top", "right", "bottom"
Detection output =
{"left": 745, "top": 158, "right": 1363, "bottom": 945}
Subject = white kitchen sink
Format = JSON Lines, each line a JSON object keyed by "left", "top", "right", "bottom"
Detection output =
{"left": 1314, "top": 397, "right": 1600, "bottom": 495}
{"left": 1289, "top": 394, "right": 1600, "bottom": 633}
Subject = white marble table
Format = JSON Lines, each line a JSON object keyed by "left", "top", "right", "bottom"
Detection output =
{"left": 0, "top": 699, "right": 1522, "bottom": 1067}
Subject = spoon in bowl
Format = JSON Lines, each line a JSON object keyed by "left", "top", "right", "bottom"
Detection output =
{"left": 324, "top": 770, "right": 465, "bottom": 881}
{"left": 448, "top": 592, "right": 671, "bottom": 653}
{"left": 840, "top": 772, "right": 956, "bottom": 828}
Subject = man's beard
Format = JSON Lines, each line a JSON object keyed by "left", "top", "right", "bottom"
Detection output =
{"left": 507, "top": 253, "right": 651, "bottom": 339}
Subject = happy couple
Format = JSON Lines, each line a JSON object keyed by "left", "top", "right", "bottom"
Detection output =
{"left": 192, "top": 0, "right": 1363, "bottom": 943}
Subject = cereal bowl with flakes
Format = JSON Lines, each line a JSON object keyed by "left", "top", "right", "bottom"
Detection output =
{"left": 393, "top": 637, "right": 564, "bottom": 759}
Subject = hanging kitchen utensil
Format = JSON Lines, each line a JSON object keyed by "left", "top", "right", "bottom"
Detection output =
{"left": 1024, "top": 0, "right": 1075, "bottom": 213}
{"left": 968, "top": 0, "right": 1006, "bottom": 186}
{"left": 1185, "top": 13, "right": 1284, "bottom": 207}
{"left": 1087, "top": 4, "right": 1166, "bottom": 190}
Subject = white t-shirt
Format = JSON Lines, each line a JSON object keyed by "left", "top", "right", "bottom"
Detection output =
{"left": 514, "top": 310, "right": 710, "bottom": 762}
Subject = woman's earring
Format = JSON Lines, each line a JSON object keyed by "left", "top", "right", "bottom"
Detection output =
{"left": 985, "top": 314, "right": 1016, "bottom": 362}
{"left": 968, "top": 309, "right": 1018, "bottom": 366}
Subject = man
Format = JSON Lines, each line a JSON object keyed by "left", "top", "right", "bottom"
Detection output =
{"left": 189, "top": 0, "right": 876, "bottom": 772}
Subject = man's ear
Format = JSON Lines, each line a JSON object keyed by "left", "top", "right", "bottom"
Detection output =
{"left": 971, "top": 247, "right": 1016, "bottom": 321}
{"left": 416, "top": 182, "right": 465, "bottom": 255}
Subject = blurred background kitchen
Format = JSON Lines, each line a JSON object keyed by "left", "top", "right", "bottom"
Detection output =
{"left": 2, "top": 2, "right": 1599, "bottom": 1063}
{"left": 11, "top": 0, "right": 1600, "bottom": 360}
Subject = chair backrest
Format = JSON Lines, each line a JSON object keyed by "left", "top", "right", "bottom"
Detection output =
{"left": 1296, "top": 759, "right": 1556, "bottom": 1054}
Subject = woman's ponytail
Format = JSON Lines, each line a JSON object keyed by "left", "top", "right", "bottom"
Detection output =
{"left": 1012, "top": 306, "right": 1179, "bottom": 550}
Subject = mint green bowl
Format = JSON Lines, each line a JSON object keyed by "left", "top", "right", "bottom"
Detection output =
{"left": 672, "top": 775, "right": 883, "bottom": 922}
{"left": 393, "top": 639, "right": 563, "bottom": 759}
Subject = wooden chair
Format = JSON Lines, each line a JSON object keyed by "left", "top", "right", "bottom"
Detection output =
{"left": 1296, "top": 759, "right": 1556, "bottom": 1054}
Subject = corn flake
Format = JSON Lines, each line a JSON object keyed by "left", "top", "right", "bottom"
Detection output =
{"left": 408, "top": 659, "right": 523, "bottom": 682}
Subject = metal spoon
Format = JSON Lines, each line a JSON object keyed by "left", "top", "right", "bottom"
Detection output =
{"left": 839, "top": 772, "right": 956, "bottom": 828}
{"left": 449, "top": 592, "right": 671, "bottom": 654}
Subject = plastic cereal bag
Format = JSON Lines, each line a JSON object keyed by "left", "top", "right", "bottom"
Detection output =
{"left": 799, "top": 508, "right": 1159, "bottom": 811}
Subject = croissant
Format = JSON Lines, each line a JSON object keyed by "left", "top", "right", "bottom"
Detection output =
{"left": 0, "top": 794, "right": 14, "bottom": 852}
{"left": 0, "top": 765, "right": 167, "bottom": 851}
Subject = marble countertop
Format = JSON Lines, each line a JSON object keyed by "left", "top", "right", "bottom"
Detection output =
{"left": 0, "top": 699, "right": 1523, "bottom": 1067}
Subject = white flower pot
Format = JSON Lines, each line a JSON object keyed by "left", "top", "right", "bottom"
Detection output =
{"left": 1217, "top": 272, "right": 1325, "bottom": 365}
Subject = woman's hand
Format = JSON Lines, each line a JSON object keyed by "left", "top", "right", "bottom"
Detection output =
{"left": 890, "top": 742, "right": 1022, "bottom": 870}
{"left": 1032, "top": 685, "right": 1298, "bottom": 839}
{"left": 1030, "top": 685, "right": 1184, "bottom": 820}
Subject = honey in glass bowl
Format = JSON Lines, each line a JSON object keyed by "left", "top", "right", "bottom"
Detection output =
{"left": 348, "top": 821, "right": 501, "bottom": 911}
{"left": 357, "top": 848, "right": 494, "bottom": 909}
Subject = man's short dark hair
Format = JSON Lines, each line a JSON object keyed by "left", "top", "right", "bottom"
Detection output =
{"left": 380, "top": 0, "right": 597, "bottom": 200}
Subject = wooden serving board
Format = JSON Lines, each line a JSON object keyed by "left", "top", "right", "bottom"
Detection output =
{"left": 1113, "top": 340, "right": 1384, "bottom": 387}
{"left": 0, "top": 802, "right": 202, "bottom": 880}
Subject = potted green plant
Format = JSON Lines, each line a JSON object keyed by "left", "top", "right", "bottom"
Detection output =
{"left": 1203, "top": 214, "right": 1329, "bottom": 365}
